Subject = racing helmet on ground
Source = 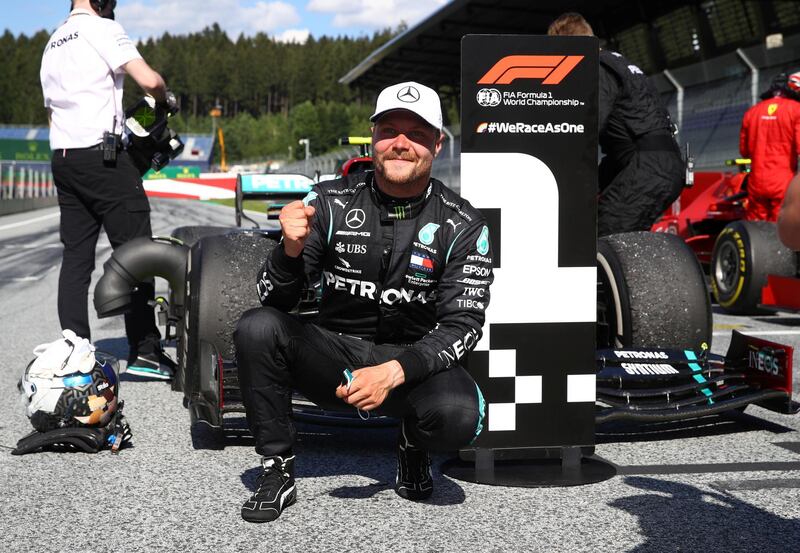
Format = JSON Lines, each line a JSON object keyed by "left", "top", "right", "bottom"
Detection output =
{"left": 20, "top": 330, "right": 119, "bottom": 433}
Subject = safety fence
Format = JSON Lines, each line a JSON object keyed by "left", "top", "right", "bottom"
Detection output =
{"left": 280, "top": 146, "right": 363, "bottom": 178}
{"left": 654, "top": 33, "right": 800, "bottom": 170}
{"left": 0, "top": 161, "right": 56, "bottom": 200}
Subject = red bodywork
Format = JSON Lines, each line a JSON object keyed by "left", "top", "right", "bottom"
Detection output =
{"left": 338, "top": 157, "right": 373, "bottom": 177}
{"left": 651, "top": 166, "right": 800, "bottom": 314}
{"left": 761, "top": 275, "right": 800, "bottom": 312}
{"left": 651, "top": 169, "right": 747, "bottom": 266}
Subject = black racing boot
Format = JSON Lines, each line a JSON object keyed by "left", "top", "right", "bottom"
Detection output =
{"left": 395, "top": 422, "right": 433, "bottom": 501}
{"left": 241, "top": 454, "right": 296, "bottom": 523}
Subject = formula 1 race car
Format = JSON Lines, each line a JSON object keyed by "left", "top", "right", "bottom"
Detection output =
{"left": 652, "top": 160, "right": 798, "bottom": 315}
{"left": 93, "top": 173, "right": 799, "bottom": 446}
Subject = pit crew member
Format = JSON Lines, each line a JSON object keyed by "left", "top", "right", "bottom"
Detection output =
{"left": 548, "top": 12, "right": 684, "bottom": 236}
{"left": 235, "top": 82, "right": 492, "bottom": 523}
{"left": 40, "top": 0, "right": 176, "bottom": 378}
{"left": 740, "top": 71, "right": 800, "bottom": 222}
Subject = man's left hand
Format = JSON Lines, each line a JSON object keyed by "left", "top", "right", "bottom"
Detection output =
{"left": 335, "top": 360, "right": 405, "bottom": 411}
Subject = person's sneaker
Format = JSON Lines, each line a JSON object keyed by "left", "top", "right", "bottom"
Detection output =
{"left": 395, "top": 423, "right": 433, "bottom": 501}
{"left": 241, "top": 455, "right": 296, "bottom": 523}
{"left": 125, "top": 350, "right": 176, "bottom": 380}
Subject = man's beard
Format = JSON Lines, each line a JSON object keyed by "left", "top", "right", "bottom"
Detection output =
{"left": 375, "top": 155, "right": 429, "bottom": 188}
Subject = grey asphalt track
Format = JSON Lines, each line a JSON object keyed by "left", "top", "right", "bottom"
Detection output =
{"left": 1, "top": 199, "right": 799, "bottom": 552}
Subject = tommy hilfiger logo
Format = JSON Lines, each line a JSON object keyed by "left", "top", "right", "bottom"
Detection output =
{"left": 410, "top": 251, "right": 434, "bottom": 273}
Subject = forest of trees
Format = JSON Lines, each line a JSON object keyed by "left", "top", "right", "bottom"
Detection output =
{"left": 0, "top": 24, "right": 400, "bottom": 161}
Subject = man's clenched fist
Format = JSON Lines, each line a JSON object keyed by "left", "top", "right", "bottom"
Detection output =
{"left": 279, "top": 200, "right": 315, "bottom": 257}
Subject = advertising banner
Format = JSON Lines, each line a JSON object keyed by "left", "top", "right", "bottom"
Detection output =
{"left": 143, "top": 166, "right": 201, "bottom": 180}
{"left": 460, "top": 35, "right": 599, "bottom": 451}
{"left": 0, "top": 139, "right": 51, "bottom": 162}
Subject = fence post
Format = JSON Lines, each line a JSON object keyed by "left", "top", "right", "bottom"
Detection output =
{"left": 737, "top": 48, "right": 759, "bottom": 107}
{"left": 664, "top": 69, "right": 683, "bottom": 137}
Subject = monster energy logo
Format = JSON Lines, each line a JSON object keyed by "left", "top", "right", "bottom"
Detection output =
{"left": 390, "top": 205, "right": 409, "bottom": 219}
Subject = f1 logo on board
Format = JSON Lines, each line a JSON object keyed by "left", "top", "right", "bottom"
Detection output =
{"left": 479, "top": 55, "right": 584, "bottom": 85}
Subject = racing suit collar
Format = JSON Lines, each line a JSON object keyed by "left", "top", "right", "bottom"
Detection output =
{"left": 370, "top": 173, "right": 433, "bottom": 222}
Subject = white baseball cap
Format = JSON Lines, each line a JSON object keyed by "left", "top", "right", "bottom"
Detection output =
{"left": 370, "top": 81, "right": 443, "bottom": 132}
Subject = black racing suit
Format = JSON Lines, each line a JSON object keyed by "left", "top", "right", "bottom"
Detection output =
{"left": 234, "top": 172, "right": 493, "bottom": 456}
{"left": 597, "top": 49, "right": 684, "bottom": 236}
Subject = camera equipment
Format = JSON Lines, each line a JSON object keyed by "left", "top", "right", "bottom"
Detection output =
{"left": 124, "top": 95, "right": 184, "bottom": 176}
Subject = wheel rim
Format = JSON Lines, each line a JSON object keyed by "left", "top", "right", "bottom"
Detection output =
{"left": 596, "top": 253, "right": 624, "bottom": 349}
{"left": 714, "top": 241, "right": 740, "bottom": 296}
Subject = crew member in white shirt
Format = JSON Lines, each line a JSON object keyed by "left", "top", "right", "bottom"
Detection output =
{"left": 41, "top": 0, "right": 176, "bottom": 379}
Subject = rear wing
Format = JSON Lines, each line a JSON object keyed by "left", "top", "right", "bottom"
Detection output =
{"left": 235, "top": 173, "right": 314, "bottom": 227}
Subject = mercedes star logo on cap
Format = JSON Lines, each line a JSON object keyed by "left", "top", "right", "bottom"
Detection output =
{"left": 345, "top": 209, "right": 366, "bottom": 229}
{"left": 397, "top": 86, "right": 420, "bottom": 103}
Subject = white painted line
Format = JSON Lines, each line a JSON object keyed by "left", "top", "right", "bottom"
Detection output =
{"left": 0, "top": 212, "right": 59, "bottom": 231}
{"left": 713, "top": 329, "right": 800, "bottom": 337}
{"left": 0, "top": 275, "right": 50, "bottom": 282}
{"left": 2, "top": 244, "right": 61, "bottom": 249}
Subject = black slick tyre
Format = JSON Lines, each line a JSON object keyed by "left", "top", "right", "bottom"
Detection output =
{"left": 710, "top": 221, "right": 796, "bottom": 315}
{"left": 169, "top": 226, "right": 230, "bottom": 392}
{"left": 597, "top": 231, "right": 712, "bottom": 350}
{"left": 171, "top": 225, "right": 231, "bottom": 248}
{"left": 184, "top": 231, "right": 278, "bottom": 439}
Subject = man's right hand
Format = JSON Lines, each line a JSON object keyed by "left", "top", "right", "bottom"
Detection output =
{"left": 279, "top": 200, "right": 316, "bottom": 258}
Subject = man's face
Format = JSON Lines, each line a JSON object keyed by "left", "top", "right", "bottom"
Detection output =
{"left": 372, "top": 111, "right": 443, "bottom": 189}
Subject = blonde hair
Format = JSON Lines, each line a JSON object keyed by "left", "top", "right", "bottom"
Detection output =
{"left": 547, "top": 12, "right": 594, "bottom": 37}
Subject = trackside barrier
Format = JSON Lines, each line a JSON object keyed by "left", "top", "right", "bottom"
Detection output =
{"left": 0, "top": 162, "right": 56, "bottom": 200}
{"left": 442, "top": 35, "right": 615, "bottom": 487}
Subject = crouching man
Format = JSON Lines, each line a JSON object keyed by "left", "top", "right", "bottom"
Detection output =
{"left": 234, "top": 81, "right": 493, "bottom": 522}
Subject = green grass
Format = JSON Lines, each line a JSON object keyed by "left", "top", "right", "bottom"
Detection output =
{"left": 205, "top": 199, "right": 271, "bottom": 213}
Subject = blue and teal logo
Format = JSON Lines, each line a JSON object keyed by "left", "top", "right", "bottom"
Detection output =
{"left": 418, "top": 223, "right": 440, "bottom": 245}
{"left": 302, "top": 191, "right": 318, "bottom": 206}
{"left": 476, "top": 225, "right": 490, "bottom": 255}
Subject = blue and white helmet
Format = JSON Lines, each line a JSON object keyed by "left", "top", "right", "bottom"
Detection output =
{"left": 20, "top": 330, "right": 119, "bottom": 432}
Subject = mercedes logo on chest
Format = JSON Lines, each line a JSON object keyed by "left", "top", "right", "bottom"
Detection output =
{"left": 397, "top": 86, "right": 420, "bottom": 103}
{"left": 345, "top": 208, "right": 366, "bottom": 229}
